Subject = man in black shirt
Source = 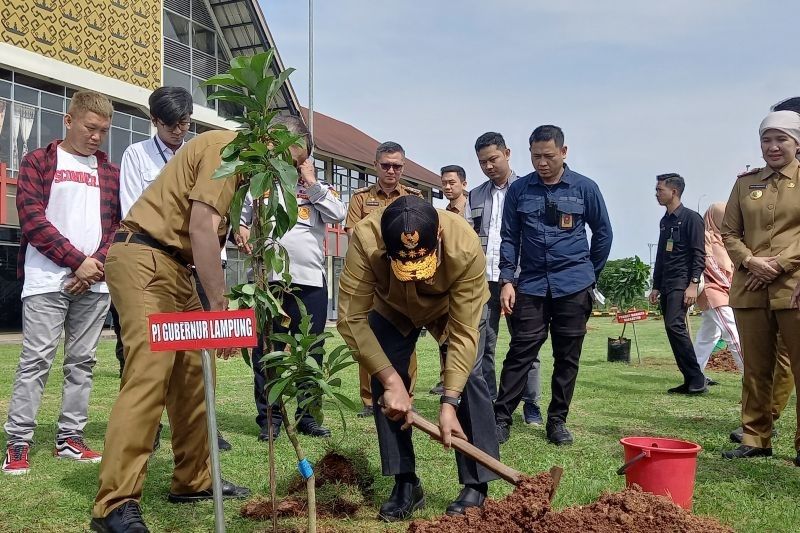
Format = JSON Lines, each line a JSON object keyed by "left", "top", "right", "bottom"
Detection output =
{"left": 648, "top": 173, "right": 708, "bottom": 394}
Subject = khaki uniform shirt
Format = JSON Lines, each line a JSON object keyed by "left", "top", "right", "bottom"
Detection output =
{"left": 344, "top": 182, "right": 422, "bottom": 230}
{"left": 122, "top": 130, "right": 238, "bottom": 264}
{"left": 722, "top": 158, "right": 800, "bottom": 309}
{"left": 337, "top": 209, "right": 489, "bottom": 393}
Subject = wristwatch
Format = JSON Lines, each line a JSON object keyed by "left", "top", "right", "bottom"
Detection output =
{"left": 690, "top": 276, "right": 701, "bottom": 284}
{"left": 499, "top": 278, "right": 514, "bottom": 287}
{"left": 440, "top": 395, "right": 460, "bottom": 407}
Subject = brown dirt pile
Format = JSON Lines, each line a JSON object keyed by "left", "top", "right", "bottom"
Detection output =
{"left": 242, "top": 449, "right": 373, "bottom": 521}
{"left": 408, "top": 473, "right": 732, "bottom": 533}
{"left": 706, "top": 349, "right": 740, "bottom": 373}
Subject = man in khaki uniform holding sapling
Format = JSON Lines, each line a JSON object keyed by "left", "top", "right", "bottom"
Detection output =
{"left": 90, "top": 129, "right": 254, "bottom": 532}
{"left": 338, "top": 196, "right": 499, "bottom": 521}
{"left": 721, "top": 110, "right": 800, "bottom": 466}
{"left": 345, "top": 141, "right": 422, "bottom": 417}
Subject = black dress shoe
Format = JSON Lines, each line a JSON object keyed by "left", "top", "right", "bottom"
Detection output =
{"left": 258, "top": 423, "right": 281, "bottom": 442}
{"left": 357, "top": 405, "right": 374, "bottom": 418}
{"left": 729, "top": 426, "right": 777, "bottom": 444}
{"left": 495, "top": 422, "right": 510, "bottom": 444}
{"left": 722, "top": 445, "right": 773, "bottom": 459}
{"left": 297, "top": 419, "right": 332, "bottom": 438}
{"left": 705, "top": 377, "right": 719, "bottom": 386}
{"left": 546, "top": 421, "right": 574, "bottom": 446}
{"left": 445, "top": 485, "right": 486, "bottom": 516}
{"left": 217, "top": 432, "right": 232, "bottom": 452}
{"left": 167, "top": 479, "right": 251, "bottom": 503}
{"left": 378, "top": 479, "right": 425, "bottom": 522}
{"left": 667, "top": 383, "right": 690, "bottom": 394}
{"left": 90, "top": 501, "right": 149, "bottom": 532}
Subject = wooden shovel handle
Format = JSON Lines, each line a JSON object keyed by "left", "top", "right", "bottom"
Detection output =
{"left": 408, "top": 411, "right": 523, "bottom": 486}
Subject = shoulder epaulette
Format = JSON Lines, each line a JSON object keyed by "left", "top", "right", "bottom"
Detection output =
{"left": 737, "top": 167, "right": 763, "bottom": 177}
{"left": 405, "top": 186, "right": 423, "bottom": 196}
{"left": 353, "top": 186, "right": 372, "bottom": 195}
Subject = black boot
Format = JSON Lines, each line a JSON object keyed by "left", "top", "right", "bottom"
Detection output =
{"left": 378, "top": 477, "right": 425, "bottom": 522}
{"left": 297, "top": 418, "right": 331, "bottom": 438}
{"left": 445, "top": 484, "right": 487, "bottom": 516}
{"left": 217, "top": 432, "right": 232, "bottom": 452}
{"left": 258, "top": 421, "right": 282, "bottom": 442}
{"left": 722, "top": 445, "right": 772, "bottom": 459}
{"left": 546, "top": 420, "right": 574, "bottom": 446}
{"left": 89, "top": 501, "right": 149, "bottom": 532}
{"left": 167, "top": 479, "right": 251, "bottom": 503}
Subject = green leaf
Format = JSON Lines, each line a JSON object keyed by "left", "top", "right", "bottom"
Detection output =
{"left": 229, "top": 184, "right": 248, "bottom": 232}
{"left": 254, "top": 75, "right": 276, "bottom": 107}
{"left": 229, "top": 67, "right": 260, "bottom": 93}
{"left": 207, "top": 89, "right": 258, "bottom": 109}
{"left": 266, "top": 375, "right": 293, "bottom": 405}
{"left": 332, "top": 392, "right": 360, "bottom": 412}
{"left": 211, "top": 158, "right": 242, "bottom": 180}
{"left": 268, "top": 68, "right": 296, "bottom": 105}
{"left": 201, "top": 73, "right": 239, "bottom": 87}
{"left": 241, "top": 284, "right": 256, "bottom": 295}
{"left": 270, "top": 332, "right": 298, "bottom": 348}
{"left": 249, "top": 172, "right": 269, "bottom": 199}
{"left": 269, "top": 157, "right": 298, "bottom": 191}
{"left": 241, "top": 347, "right": 251, "bottom": 368}
{"left": 230, "top": 55, "right": 251, "bottom": 70}
{"left": 221, "top": 142, "right": 240, "bottom": 161}
{"left": 249, "top": 50, "right": 275, "bottom": 79}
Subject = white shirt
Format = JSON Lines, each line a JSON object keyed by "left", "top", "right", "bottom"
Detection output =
{"left": 485, "top": 181, "right": 509, "bottom": 281}
{"left": 119, "top": 136, "right": 180, "bottom": 218}
{"left": 23, "top": 147, "right": 107, "bottom": 298}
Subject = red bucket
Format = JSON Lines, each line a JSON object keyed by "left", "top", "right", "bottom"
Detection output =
{"left": 618, "top": 436, "right": 702, "bottom": 510}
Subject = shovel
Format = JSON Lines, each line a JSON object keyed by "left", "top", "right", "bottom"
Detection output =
{"left": 406, "top": 410, "right": 563, "bottom": 499}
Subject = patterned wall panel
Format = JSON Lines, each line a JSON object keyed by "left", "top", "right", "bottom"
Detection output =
{"left": 1, "top": 0, "right": 161, "bottom": 90}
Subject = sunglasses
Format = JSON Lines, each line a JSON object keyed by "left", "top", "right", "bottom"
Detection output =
{"left": 379, "top": 163, "right": 404, "bottom": 171}
{"left": 157, "top": 119, "right": 191, "bottom": 131}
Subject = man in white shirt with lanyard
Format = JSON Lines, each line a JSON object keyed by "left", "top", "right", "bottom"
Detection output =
{"left": 117, "top": 86, "right": 232, "bottom": 452}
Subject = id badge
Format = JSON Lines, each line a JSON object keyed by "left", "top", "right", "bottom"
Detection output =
{"left": 559, "top": 213, "right": 574, "bottom": 229}
{"left": 666, "top": 239, "right": 674, "bottom": 252}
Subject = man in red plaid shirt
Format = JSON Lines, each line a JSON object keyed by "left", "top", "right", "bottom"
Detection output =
{"left": 2, "top": 91, "right": 120, "bottom": 476}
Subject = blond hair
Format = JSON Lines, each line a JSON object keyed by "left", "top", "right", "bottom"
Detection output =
{"left": 68, "top": 90, "right": 114, "bottom": 119}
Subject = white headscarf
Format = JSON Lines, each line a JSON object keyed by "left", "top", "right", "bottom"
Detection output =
{"left": 759, "top": 110, "right": 800, "bottom": 144}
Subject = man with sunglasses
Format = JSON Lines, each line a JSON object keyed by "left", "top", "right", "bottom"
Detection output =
{"left": 117, "top": 87, "right": 232, "bottom": 453}
{"left": 345, "top": 141, "right": 422, "bottom": 418}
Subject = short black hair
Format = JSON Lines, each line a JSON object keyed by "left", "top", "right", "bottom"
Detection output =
{"left": 149, "top": 87, "right": 193, "bottom": 126}
{"left": 440, "top": 165, "right": 466, "bottom": 182}
{"left": 529, "top": 125, "right": 565, "bottom": 147}
{"left": 376, "top": 141, "right": 405, "bottom": 159}
{"left": 656, "top": 172, "right": 685, "bottom": 197}
{"left": 474, "top": 132, "right": 506, "bottom": 152}
{"left": 772, "top": 97, "right": 800, "bottom": 114}
{"left": 271, "top": 114, "right": 313, "bottom": 155}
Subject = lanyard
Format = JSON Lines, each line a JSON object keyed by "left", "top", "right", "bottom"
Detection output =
{"left": 153, "top": 136, "right": 169, "bottom": 165}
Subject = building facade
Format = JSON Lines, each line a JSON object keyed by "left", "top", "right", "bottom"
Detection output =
{"left": 0, "top": 0, "right": 440, "bottom": 329}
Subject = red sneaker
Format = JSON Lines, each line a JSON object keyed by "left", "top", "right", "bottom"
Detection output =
{"left": 2, "top": 444, "right": 30, "bottom": 475}
{"left": 54, "top": 437, "right": 102, "bottom": 463}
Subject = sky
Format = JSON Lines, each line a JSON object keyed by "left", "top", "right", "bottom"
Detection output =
{"left": 260, "top": 0, "right": 800, "bottom": 263}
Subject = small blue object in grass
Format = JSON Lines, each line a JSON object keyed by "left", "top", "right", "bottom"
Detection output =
{"left": 298, "top": 458, "right": 313, "bottom": 479}
{"left": 713, "top": 340, "right": 727, "bottom": 352}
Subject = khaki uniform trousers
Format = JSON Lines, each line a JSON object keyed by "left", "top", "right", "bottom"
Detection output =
{"left": 360, "top": 353, "right": 418, "bottom": 406}
{"left": 734, "top": 308, "right": 800, "bottom": 450}
{"left": 93, "top": 242, "right": 212, "bottom": 517}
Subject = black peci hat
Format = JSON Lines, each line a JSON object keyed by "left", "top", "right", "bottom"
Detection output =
{"left": 381, "top": 196, "right": 439, "bottom": 281}
{"left": 772, "top": 97, "right": 800, "bottom": 114}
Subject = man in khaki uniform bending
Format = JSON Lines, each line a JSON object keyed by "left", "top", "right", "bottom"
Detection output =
{"left": 345, "top": 141, "right": 422, "bottom": 418}
{"left": 90, "top": 129, "right": 252, "bottom": 532}
{"left": 721, "top": 110, "right": 800, "bottom": 466}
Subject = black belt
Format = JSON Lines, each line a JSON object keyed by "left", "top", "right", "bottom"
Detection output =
{"left": 114, "top": 232, "right": 185, "bottom": 264}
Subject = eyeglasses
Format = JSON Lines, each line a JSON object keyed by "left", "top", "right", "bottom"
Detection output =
{"left": 379, "top": 163, "right": 404, "bottom": 171}
{"left": 157, "top": 119, "right": 192, "bottom": 131}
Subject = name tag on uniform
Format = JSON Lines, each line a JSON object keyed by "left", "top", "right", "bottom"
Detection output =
{"left": 559, "top": 213, "right": 574, "bottom": 229}
{"left": 748, "top": 184, "right": 767, "bottom": 189}
{"left": 365, "top": 199, "right": 380, "bottom": 207}
{"left": 666, "top": 239, "right": 674, "bottom": 252}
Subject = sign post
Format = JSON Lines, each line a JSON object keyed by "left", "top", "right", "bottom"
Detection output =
{"left": 148, "top": 309, "right": 258, "bottom": 533}
{"left": 615, "top": 310, "right": 648, "bottom": 364}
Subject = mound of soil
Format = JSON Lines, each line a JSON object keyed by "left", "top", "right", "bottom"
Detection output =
{"left": 706, "top": 349, "right": 740, "bottom": 373}
{"left": 241, "top": 448, "right": 374, "bottom": 521}
{"left": 408, "top": 472, "right": 732, "bottom": 533}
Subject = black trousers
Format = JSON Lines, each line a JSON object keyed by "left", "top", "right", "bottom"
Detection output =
{"left": 495, "top": 288, "right": 592, "bottom": 427}
{"left": 109, "top": 303, "right": 125, "bottom": 376}
{"left": 252, "top": 283, "right": 328, "bottom": 428}
{"left": 368, "top": 310, "right": 499, "bottom": 485}
{"left": 660, "top": 289, "right": 705, "bottom": 389}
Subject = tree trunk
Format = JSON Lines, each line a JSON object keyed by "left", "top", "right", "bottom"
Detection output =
{"left": 280, "top": 404, "right": 316, "bottom": 533}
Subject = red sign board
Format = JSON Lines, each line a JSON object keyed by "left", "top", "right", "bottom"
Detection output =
{"left": 148, "top": 309, "right": 258, "bottom": 351}
{"left": 616, "top": 310, "right": 648, "bottom": 324}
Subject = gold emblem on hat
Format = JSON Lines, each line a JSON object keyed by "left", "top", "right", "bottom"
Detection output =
{"left": 789, "top": 182, "right": 796, "bottom": 188}
{"left": 750, "top": 190, "right": 763, "bottom": 200}
{"left": 298, "top": 206, "right": 311, "bottom": 220}
{"left": 401, "top": 231, "right": 420, "bottom": 249}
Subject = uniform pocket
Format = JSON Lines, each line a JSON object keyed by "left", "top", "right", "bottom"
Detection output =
{"left": 518, "top": 195, "right": 545, "bottom": 215}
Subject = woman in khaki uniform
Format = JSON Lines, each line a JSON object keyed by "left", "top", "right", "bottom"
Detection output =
{"left": 721, "top": 111, "right": 800, "bottom": 466}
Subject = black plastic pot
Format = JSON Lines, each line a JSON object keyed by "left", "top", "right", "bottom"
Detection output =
{"left": 607, "top": 337, "right": 631, "bottom": 363}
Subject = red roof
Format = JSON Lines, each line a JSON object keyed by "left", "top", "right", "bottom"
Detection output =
{"left": 300, "top": 107, "right": 440, "bottom": 188}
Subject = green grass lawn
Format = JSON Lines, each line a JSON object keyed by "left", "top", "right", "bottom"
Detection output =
{"left": 0, "top": 317, "right": 798, "bottom": 532}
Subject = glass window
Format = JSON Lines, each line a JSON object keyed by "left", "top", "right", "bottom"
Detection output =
{"left": 112, "top": 113, "right": 130, "bottom": 129}
{"left": 164, "top": 67, "right": 191, "bottom": 92}
{"left": 14, "top": 85, "right": 38, "bottom": 106}
{"left": 191, "top": 77, "right": 208, "bottom": 108}
{"left": 193, "top": 24, "right": 216, "bottom": 56}
{"left": 0, "top": 99, "right": 10, "bottom": 169}
{"left": 40, "top": 92, "right": 63, "bottom": 112}
{"left": 164, "top": 11, "right": 190, "bottom": 45}
{"left": 40, "top": 110, "right": 64, "bottom": 145}
{"left": 131, "top": 132, "right": 149, "bottom": 145}
{"left": 5, "top": 183, "right": 18, "bottom": 226}
{"left": 108, "top": 127, "right": 131, "bottom": 166}
{"left": 0, "top": 81, "right": 11, "bottom": 99}
{"left": 132, "top": 117, "right": 150, "bottom": 134}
